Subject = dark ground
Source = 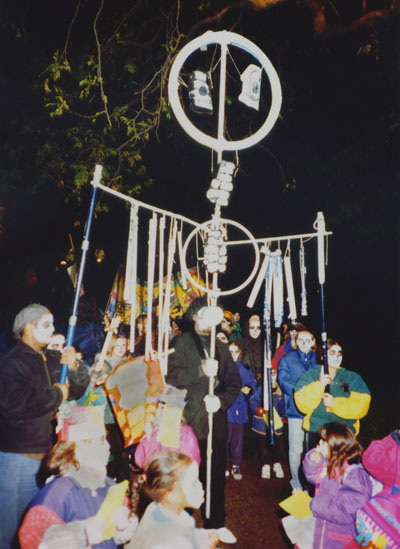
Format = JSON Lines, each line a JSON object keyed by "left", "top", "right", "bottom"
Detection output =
{"left": 193, "top": 416, "right": 392, "bottom": 549}
{"left": 194, "top": 434, "right": 293, "bottom": 549}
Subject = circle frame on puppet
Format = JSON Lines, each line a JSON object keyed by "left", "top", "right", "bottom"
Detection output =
{"left": 168, "top": 30, "right": 282, "bottom": 152}
{"left": 181, "top": 217, "right": 260, "bottom": 297}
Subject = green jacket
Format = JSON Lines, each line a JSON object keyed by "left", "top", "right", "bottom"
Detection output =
{"left": 294, "top": 365, "right": 371, "bottom": 434}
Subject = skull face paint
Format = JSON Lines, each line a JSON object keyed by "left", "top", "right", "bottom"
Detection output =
{"left": 248, "top": 320, "right": 261, "bottom": 339}
{"left": 33, "top": 314, "right": 55, "bottom": 344}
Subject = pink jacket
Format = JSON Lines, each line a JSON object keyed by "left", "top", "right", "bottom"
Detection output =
{"left": 134, "top": 424, "right": 201, "bottom": 468}
{"left": 362, "top": 430, "right": 400, "bottom": 494}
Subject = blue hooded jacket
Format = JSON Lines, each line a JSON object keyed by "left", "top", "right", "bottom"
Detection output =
{"left": 277, "top": 348, "right": 316, "bottom": 418}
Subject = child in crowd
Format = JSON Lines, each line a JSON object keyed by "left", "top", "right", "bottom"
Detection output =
{"left": 278, "top": 330, "right": 316, "bottom": 493}
{"left": 126, "top": 451, "right": 220, "bottom": 549}
{"left": 362, "top": 428, "right": 400, "bottom": 496}
{"left": 226, "top": 342, "right": 256, "bottom": 480}
{"left": 80, "top": 333, "right": 131, "bottom": 481}
{"left": 249, "top": 369, "right": 285, "bottom": 479}
{"left": 47, "top": 332, "right": 66, "bottom": 351}
{"left": 19, "top": 405, "right": 137, "bottom": 549}
{"left": 302, "top": 421, "right": 373, "bottom": 548}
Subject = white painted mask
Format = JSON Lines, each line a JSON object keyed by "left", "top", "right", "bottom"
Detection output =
{"left": 327, "top": 344, "right": 343, "bottom": 369}
{"left": 33, "top": 314, "right": 55, "bottom": 344}
{"left": 47, "top": 334, "right": 65, "bottom": 351}
{"left": 248, "top": 321, "right": 261, "bottom": 339}
{"left": 297, "top": 332, "right": 314, "bottom": 354}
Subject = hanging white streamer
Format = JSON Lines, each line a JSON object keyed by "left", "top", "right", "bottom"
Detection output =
{"left": 300, "top": 244, "right": 308, "bottom": 317}
{"left": 272, "top": 250, "right": 284, "bottom": 328}
{"left": 161, "top": 219, "right": 178, "bottom": 375}
{"left": 126, "top": 205, "right": 139, "bottom": 354}
{"left": 145, "top": 214, "right": 158, "bottom": 361}
{"left": 247, "top": 246, "right": 270, "bottom": 308}
{"left": 124, "top": 205, "right": 138, "bottom": 303}
{"left": 158, "top": 216, "right": 166, "bottom": 356}
{"left": 177, "top": 228, "right": 188, "bottom": 291}
{"left": 284, "top": 255, "right": 297, "bottom": 321}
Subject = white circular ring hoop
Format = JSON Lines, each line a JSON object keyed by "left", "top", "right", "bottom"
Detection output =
{"left": 182, "top": 218, "right": 260, "bottom": 297}
{"left": 168, "top": 30, "right": 282, "bottom": 152}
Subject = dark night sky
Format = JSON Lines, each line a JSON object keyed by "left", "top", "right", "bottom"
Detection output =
{"left": 1, "top": 2, "right": 399, "bottom": 434}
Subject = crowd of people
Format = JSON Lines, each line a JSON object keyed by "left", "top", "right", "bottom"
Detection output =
{"left": 0, "top": 297, "right": 398, "bottom": 548}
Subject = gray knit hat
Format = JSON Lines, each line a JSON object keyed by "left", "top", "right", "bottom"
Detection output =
{"left": 13, "top": 303, "right": 51, "bottom": 337}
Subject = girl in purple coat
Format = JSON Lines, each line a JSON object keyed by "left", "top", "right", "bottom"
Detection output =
{"left": 303, "top": 421, "right": 373, "bottom": 548}
{"left": 226, "top": 342, "right": 256, "bottom": 480}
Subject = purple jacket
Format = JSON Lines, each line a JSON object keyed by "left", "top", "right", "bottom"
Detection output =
{"left": 303, "top": 449, "right": 373, "bottom": 548}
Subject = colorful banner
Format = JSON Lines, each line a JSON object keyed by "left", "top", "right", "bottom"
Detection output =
{"left": 106, "top": 265, "right": 205, "bottom": 324}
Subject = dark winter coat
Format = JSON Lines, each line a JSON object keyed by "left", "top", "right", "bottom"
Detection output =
{"left": 0, "top": 340, "right": 89, "bottom": 453}
{"left": 166, "top": 331, "right": 242, "bottom": 440}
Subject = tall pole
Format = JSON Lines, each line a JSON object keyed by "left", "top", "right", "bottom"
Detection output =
{"left": 316, "top": 212, "right": 329, "bottom": 387}
{"left": 59, "top": 165, "right": 103, "bottom": 384}
{"left": 263, "top": 258, "right": 274, "bottom": 445}
{"left": 206, "top": 278, "right": 218, "bottom": 519}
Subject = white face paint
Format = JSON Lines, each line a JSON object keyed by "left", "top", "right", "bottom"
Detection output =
{"left": 47, "top": 334, "right": 66, "bottom": 351}
{"left": 75, "top": 437, "right": 110, "bottom": 472}
{"left": 216, "top": 332, "right": 229, "bottom": 344}
{"left": 327, "top": 344, "right": 343, "bottom": 369}
{"left": 248, "top": 321, "right": 261, "bottom": 340}
{"left": 113, "top": 337, "right": 128, "bottom": 359}
{"left": 33, "top": 314, "right": 55, "bottom": 344}
{"left": 180, "top": 462, "right": 204, "bottom": 509}
{"left": 296, "top": 331, "right": 314, "bottom": 354}
{"left": 229, "top": 344, "right": 240, "bottom": 362}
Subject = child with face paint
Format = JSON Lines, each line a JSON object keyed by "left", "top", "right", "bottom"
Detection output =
{"left": 238, "top": 314, "right": 263, "bottom": 381}
{"left": 294, "top": 339, "right": 371, "bottom": 450}
{"left": 278, "top": 330, "right": 317, "bottom": 493}
{"left": 127, "top": 451, "right": 219, "bottom": 549}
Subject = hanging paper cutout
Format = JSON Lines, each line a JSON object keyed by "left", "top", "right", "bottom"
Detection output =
{"left": 105, "top": 356, "right": 164, "bottom": 447}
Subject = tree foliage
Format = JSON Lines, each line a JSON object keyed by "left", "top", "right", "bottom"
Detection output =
{"left": 1, "top": 0, "right": 398, "bottom": 216}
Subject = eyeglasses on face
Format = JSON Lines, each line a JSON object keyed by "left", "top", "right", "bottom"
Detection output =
{"left": 297, "top": 338, "right": 312, "bottom": 345}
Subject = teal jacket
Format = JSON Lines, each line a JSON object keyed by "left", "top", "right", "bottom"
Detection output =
{"left": 294, "top": 365, "right": 371, "bottom": 435}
